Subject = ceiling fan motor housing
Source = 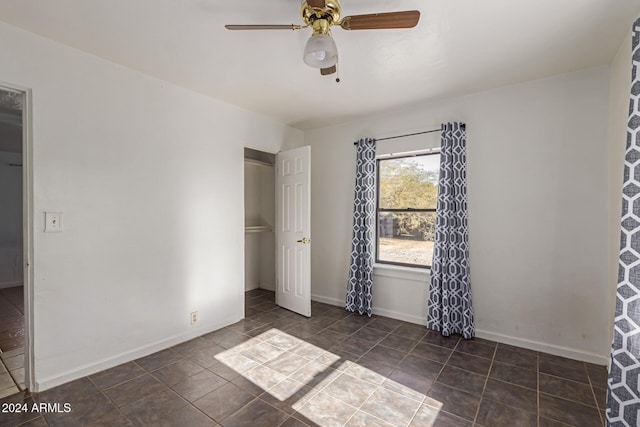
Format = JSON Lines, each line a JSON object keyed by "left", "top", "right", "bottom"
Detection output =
{"left": 301, "top": 0, "right": 341, "bottom": 34}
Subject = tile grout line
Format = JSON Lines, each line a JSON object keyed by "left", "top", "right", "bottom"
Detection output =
{"left": 282, "top": 316, "right": 408, "bottom": 427}
{"left": 0, "top": 356, "right": 21, "bottom": 392}
{"left": 338, "top": 382, "right": 389, "bottom": 427}
{"left": 96, "top": 386, "right": 141, "bottom": 426}
{"left": 281, "top": 337, "right": 359, "bottom": 427}
{"left": 234, "top": 368, "right": 292, "bottom": 427}
{"left": 344, "top": 366, "right": 425, "bottom": 427}
{"left": 355, "top": 330, "right": 417, "bottom": 395}
{"left": 262, "top": 331, "right": 344, "bottom": 425}
{"left": 87, "top": 372, "right": 160, "bottom": 427}
{"left": 536, "top": 358, "right": 598, "bottom": 426}
{"left": 535, "top": 366, "right": 604, "bottom": 409}
{"left": 197, "top": 335, "right": 287, "bottom": 427}
{"left": 416, "top": 333, "right": 463, "bottom": 421}
{"left": 585, "top": 361, "right": 605, "bottom": 426}
{"left": 353, "top": 327, "right": 396, "bottom": 361}
{"left": 470, "top": 341, "right": 497, "bottom": 426}
{"left": 96, "top": 358, "right": 220, "bottom": 426}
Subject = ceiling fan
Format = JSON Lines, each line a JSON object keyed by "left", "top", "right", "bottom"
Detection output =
{"left": 225, "top": 0, "right": 420, "bottom": 76}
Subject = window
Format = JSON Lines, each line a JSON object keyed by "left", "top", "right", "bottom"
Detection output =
{"left": 376, "top": 152, "right": 440, "bottom": 268}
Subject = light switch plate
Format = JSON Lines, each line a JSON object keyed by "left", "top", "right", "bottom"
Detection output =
{"left": 45, "top": 212, "right": 62, "bottom": 232}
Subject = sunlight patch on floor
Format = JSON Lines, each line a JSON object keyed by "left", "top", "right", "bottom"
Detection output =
{"left": 215, "top": 328, "right": 444, "bottom": 426}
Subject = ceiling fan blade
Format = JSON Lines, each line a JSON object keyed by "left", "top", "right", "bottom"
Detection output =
{"left": 307, "top": 0, "right": 326, "bottom": 8}
{"left": 225, "top": 24, "right": 303, "bottom": 30}
{"left": 320, "top": 66, "right": 336, "bottom": 76}
{"left": 339, "top": 11, "right": 420, "bottom": 30}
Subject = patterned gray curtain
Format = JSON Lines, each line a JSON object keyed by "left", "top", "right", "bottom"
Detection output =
{"left": 607, "top": 18, "right": 640, "bottom": 427}
{"left": 427, "top": 122, "right": 474, "bottom": 339}
{"left": 346, "top": 138, "right": 376, "bottom": 316}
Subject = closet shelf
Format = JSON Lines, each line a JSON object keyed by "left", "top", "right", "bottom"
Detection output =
{"left": 244, "top": 158, "right": 274, "bottom": 168}
{"left": 245, "top": 225, "right": 273, "bottom": 233}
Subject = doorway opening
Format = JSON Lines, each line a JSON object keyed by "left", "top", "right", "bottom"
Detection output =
{"left": 0, "top": 87, "right": 26, "bottom": 397}
{"left": 243, "top": 148, "right": 276, "bottom": 314}
{"left": 243, "top": 145, "right": 312, "bottom": 318}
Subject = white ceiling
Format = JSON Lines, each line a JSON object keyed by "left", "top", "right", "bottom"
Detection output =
{"left": 0, "top": 0, "right": 638, "bottom": 130}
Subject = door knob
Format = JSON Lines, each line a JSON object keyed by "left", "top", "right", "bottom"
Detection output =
{"left": 297, "top": 237, "right": 311, "bottom": 244}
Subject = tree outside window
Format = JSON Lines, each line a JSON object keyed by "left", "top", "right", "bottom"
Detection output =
{"left": 376, "top": 153, "right": 440, "bottom": 268}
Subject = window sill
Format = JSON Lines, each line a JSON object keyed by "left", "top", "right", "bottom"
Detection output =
{"left": 373, "top": 263, "right": 430, "bottom": 282}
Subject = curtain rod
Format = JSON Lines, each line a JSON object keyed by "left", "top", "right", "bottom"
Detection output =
{"left": 353, "top": 128, "right": 440, "bottom": 145}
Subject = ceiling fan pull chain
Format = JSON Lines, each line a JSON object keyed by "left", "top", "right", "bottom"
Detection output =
{"left": 336, "top": 62, "right": 340, "bottom": 83}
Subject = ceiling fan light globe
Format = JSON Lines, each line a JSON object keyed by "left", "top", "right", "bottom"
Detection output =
{"left": 312, "top": 50, "right": 327, "bottom": 61}
{"left": 303, "top": 34, "right": 338, "bottom": 68}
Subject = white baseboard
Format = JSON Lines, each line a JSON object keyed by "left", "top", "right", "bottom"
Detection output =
{"left": 311, "top": 294, "right": 342, "bottom": 307}
{"left": 246, "top": 282, "right": 274, "bottom": 292}
{"left": 371, "top": 310, "right": 425, "bottom": 326}
{"left": 311, "top": 293, "right": 608, "bottom": 366}
{"left": 475, "top": 329, "right": 608, "bottom": 366}
{"left": 34, "top": 315, "right": 242, "bottom": 392}
{"left": 311, "top": 294, "right": 426, "bottom": 325}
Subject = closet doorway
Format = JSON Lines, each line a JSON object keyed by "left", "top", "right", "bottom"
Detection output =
{"left": 243, "top": 146, "right": 312, "bottom": 318}
{"left": 243, "top": 148, "right": 276, "bottom": 295}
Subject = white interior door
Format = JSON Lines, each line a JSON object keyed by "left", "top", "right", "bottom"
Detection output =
{"left": 276, "top": 146, "right": 311, "bottom": 317}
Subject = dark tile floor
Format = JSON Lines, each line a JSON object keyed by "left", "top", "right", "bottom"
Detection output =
{"left": 0, "top": 286, "right": 24, "bottom": 353}
{"left": 0, "top": 347, "right": 25, "bottom": 398}
{"left": 0, "top": 289, "right": 607, "bottom": 426}
{"left": 0, "top": 285, "right": 24, "bottom": 399}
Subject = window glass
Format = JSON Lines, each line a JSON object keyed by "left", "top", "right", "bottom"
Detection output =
{"left": 376, "top": 153, "right": 439, "bottom": 268}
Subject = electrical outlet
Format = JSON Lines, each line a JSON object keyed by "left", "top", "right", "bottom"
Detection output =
{"left": 190, "top": 311, "right": 198, "bottom": 325}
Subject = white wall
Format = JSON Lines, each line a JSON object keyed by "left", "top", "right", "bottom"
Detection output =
{"left": 0, "top": 150, "right": 22, "bottom": 287}
{"left": 607, "top": 25, "right": 634, "bottom": 356}
{"left": 304, "top": 66, "right": 612, "bottom": 363}
{"left": 244, "top": 232, "right": 261, "bottom": 291}
{"left": 0, "top": 21, "right": 303, "bottom": 390}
